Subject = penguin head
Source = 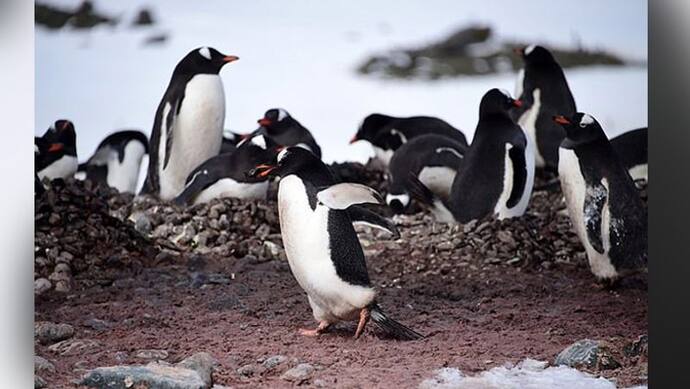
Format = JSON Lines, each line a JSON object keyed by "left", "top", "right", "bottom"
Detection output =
{"left": 516, "top": 45, "right": 555, "bottom": 65}
{"left": 249, "top": 146, "right": 316, "bottom": 179}
{"left": 236, "top": 134, "right": 283, "bottom": 182}
{"left": 177, "top": 46, "right": 239, "bottom": 75}
{"left": 479, "top": 89, "right": 523, "bottom": 119}
{"left": 43, "top": 119, "right": 76, "bottom": 153}
{"left": 553, "top": 112, "right": 606, "bottom": 144}
{"left": 351, "top": 113, "right": 395, "bottom": 144}
{"left": 257, "top": 108, "right": 293, "bottom": 132}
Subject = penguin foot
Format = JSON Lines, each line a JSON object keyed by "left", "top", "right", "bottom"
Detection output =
{"left": 354, "top": 308, "right": 371, "bottom": 339}
{"left": 299, "top": 321, "right": 330, "bottom": 337}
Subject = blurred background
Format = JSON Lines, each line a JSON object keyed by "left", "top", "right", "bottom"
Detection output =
{"left": 36, "top": 0, "right": 647, "bottom": 188}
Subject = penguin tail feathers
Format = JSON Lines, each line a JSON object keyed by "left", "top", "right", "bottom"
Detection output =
{"left": 369, "top": 303, "right": 424, "bottom": 341}
{"left": 406, "top": 172, "right": 435, "bottom": 207}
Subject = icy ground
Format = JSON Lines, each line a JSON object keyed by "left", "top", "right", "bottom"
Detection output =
{"left": 36, "top": 0, "right": 647, "bottom": 190}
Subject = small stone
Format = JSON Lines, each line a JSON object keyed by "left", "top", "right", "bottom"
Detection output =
{"left": 281, "top": 363, "right": 315, "bottom": 382}
{"left": 34, "top": 355, "right": 56, "bottom": 374}
{"left": 48, "top": 338, "right": 100, "bottom": 356}
{"left": 313, "top": 378, "right": 328, "bottom": 387}
{"left": 263, "top": 241, "right": 282, "bottom": 258}
{"left": 218, "top": 214, "right": 230, "bottom": 229}
{"left": 34, "top": 278, "right": 52, "bottom": 295}
{"left": 554, "top": 339, "right": 621, "bottom": 370}
{"left": 84, "top": 318, "right": 111, "bottom": 331}
{"left": 34, "top": 375, "right": 47, "bottom": 388}
{"left": 135, "top": 349, "right": 169, "bottom": 360}
{"left": 129, "top": 212, "right": 152, "bottom": 235}
{"left": 35, "top": 322, "right": 75, "bottom": 345}
{"left": 237, "top": 363, "right": 264, "bottom": 378}
{"left": 55, "top": 280, "right": 71, "bottom": 293}
{"left": 262, "top": 355, "right": 287, "bottom": 370}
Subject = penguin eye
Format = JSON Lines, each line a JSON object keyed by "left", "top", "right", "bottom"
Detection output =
{"left": 579, "top": 122, "right": 587, "bottom": 128}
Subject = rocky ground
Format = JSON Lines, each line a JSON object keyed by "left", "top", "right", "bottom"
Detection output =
{"left": 34, "top": 164, "right": 648, "bottom": 388}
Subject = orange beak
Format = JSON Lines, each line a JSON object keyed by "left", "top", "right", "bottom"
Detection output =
{"left": 254, "top": 164, "right": 276, "bottom": 178}
{"left": 512, "top": 99, "right": 523, "bottom": 108}
{"left": 553, "top": 115, "right": 571, "bottom": 125}
{"left": 258, "top": 118, "right": 271, "bottom": 127}
{"left": 349, "top": 135, "right": 358, "bottom": 144}
{"left": 223, "top": 55, "right": 239, "bottom": 63}
{"left": 48, "top": 143, "right": 64, "bottom": 152}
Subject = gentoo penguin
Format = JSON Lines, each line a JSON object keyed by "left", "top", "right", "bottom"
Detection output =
{"left": 173, "top": 134, "right": 279, "bottom": 206}
{"left": 610, "top": 127, "right": 647, "bottom": 184}
{"left": 408, "top": 89, "right": 535, "bottom": 224}
{"left": 220, "top": 128, "right": 243, "bottom": 154}
{"left": 514, "top": 45, "right": 576, "bottom": 171}
{"left": 350, "top": 113, "right": 468, "bottom": 167}
{"left": 249, "top": 147, "right": 421, "bottom": 339}
{"left": 554, "top": 113, "right": 647, "bottom": 281}
{"left": 141, "top": 46, "right": 239, "bottom": 200}
{"left": 77, "top": 130, "right": 149, "bottom": 193}
{"left": 253, "top": 108, "right": 322, "bottom": 158}
{"left": 386, "top": 134, "right": 466, "bottom": 214}
{"left": 35, "top": 120, "right": 78, "bottom": 181}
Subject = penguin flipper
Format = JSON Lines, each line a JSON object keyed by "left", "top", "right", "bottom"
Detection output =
{"left": 507, "top": 142, "right": 528, "bottom": 208}
{"left": 173, "top": 169, "right": 215, "bottom": 206}
{"left": 584, "top": 180, "right": 608, "bottom": 254}
{"left": 316, "top": 183, "right": 384, "bottom": 210}
{"left": 369, "top": 303, "right": 424, "bottom": 340}
{"left": 347, "top": 205, "right": 400, "bottom": 239}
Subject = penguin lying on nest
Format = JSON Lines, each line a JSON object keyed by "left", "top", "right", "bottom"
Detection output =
{"left": 35, "top": 119, "right": 78, "bottom": 182}
{"left": 249, "top": 147, "right": 420, "bottom": 339}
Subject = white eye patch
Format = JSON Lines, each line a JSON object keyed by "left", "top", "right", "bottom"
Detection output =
{"left": 198, "top": 47, "right": 211, "bottom": 60}
{"left": 277, "top": 148, "right": 290, "bottom": 163}
{"left": 277, "top": 108, "right": 289, "bottom": 122}
{"left": 250, "top": 134, "right": 267, "bottom": 149}
{"left": 525, "top": 45, "right": 536, "bottom": 55}
{"left": 579, "top": 114, "right": 594, "bottom": 127}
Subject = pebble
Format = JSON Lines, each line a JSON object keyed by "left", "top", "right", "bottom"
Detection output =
{"left": 48, "top": 338, "right": 100, "bottom": 356}
{"left": 554, "top": 339, "right": 621, "bottom": 370}
{"left": 262, "top": 355, "right": 287, "bottom": 370}
{"left": 83, "top": 318, "right": 111, "bottom": 331}
{"left": 34, "top": 375, "right": 47, "bottom": 389}
{"left": 281, "top": 363, "right": 315, "bottom": 382}
{"left": 34, "top": 278, "right": 52, "bottom": 295}
{"left": 135, "top": 349, "right": 169, "bottom": 360}
{"left": 34, "top": 355, "right": 55, "bottom": 374}
{"left": 35, "top": 322, "right": 75, "bottom": 345}
{"left": 237, "top": 363, "right": 264, "bottom": 378}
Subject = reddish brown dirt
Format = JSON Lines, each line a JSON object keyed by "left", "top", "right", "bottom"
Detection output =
{"left": 36, "top": 245, "right": 647, "bottom": 388}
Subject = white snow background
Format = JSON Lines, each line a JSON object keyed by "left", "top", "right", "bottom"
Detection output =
{"left": 36, "top": 0, "right": 647, "bottom": 191}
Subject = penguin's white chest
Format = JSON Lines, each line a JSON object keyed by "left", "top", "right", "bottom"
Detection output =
{"left": 193, "top": 179, "right": 268, "bottom": 205}
{"left": 558, "top": 148, "right": 617, "bottom": 279}
{"left": 107, "top": 141, "right": 147, "bottom": 193}
{"left": 418, "top": 166, "right": 457, "bottom": 200}
{"left": 159, "top": 74, "right": 225, "bottom": 199}
{"left": 38, "top": 155, "right": 78, "bottom": 181}
{"left": 518, "top": 88, "right": 545, "bottom": 168}
{"left": 278, "top": 176, "right": 375, "bottom": 322}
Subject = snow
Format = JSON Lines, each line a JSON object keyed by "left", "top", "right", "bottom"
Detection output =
{"left": 36, "top": 0, "right": 647, "bottom": 191}
{"left": 418, "top": 359, "right": 646, "bottom": 389}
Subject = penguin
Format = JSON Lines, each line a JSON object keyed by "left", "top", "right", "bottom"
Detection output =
{"left": 220, "top": 128, "right": 244, "bottom": 154}
{"left": 253, "top": 108, "right": 322, "bottom": 158}
{"left": 77, "top": 130, "right": 149, "bottom": 193}
{"left": 610, "top": 127, "right": 647, "bottom": 184}
{"left": 248, "top": 147, "right": 421, "bottom": 339}
{"left": 350, "top": 113, "right": 468, "bottom": 167}
{"left": 554, "top": 113, "right": 647, "bottom": 281}
{"left": 408, "top": 89, "right": 535, "bottom": 224}
{"left": 386, "top": 134, "right": 466, "bottom": 214}
{"left": 514, "top": 45, "right": 576, "bottom": 171}
{"left": 35, "top": 119, "right": 78, "bottom": 181}
{"left": 173, "top": 134, "right": 279, "bottom": 206}
{"left": 141, "top": 46, "right": 239, "bottom": 200}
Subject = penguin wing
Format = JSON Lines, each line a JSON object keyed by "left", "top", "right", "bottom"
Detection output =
{"left": 173, "top": 168, "right": 216, "bottom": 206}
{"left": 316, "top": 183, "right": 384, "bottom": 210}
{"left": 163, "top": 96, "right": 184, "bottom": 169}
{"left": 347, "top": 205, "right": 400, "bottom": 239}
{"left": 584, "top": 181, "right": 607, "bottom": 254}
{"left": 506, "top": 142, "right": 527, "bottom": 208}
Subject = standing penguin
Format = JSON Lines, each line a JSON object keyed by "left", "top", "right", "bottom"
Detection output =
{"left": 408, "top": 89, "right": 535, "bottom": 224}
{"left": 514, "top": 45, "right": 576, "bottom": 171}
{"left": 36, "top": 120, "right": 78, "bottom": 181}
{"left": 386, "top": 134, "right": 466, "bottom": 214}
{"left": 610, "top": 127, "right": 647, "bottom": 184}
{"left": 249, "top": 147, "right": 421, "bottom": 339}
{"left": 141, "top": 46, "right": 239, "bottom": 200}
{"left": 173, "top": 134, "right": 279, "bottom": 206}
{"left": 78, "top": 130, "right": 149, "bottom": 193}
{"left": 351, "top": 113, "right": 468, "bottom": 167}
{"left": 554, "top": 113, "right": 647, "bottom": 282}
{"left": 253, "top": 108, "right": 322, "bottom": 158}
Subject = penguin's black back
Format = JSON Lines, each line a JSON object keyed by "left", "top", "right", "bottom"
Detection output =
{"left": 448, "top": 117, "right": 526, "bottom": 223}
{"left": 95, "top": 130, "right": 149, "bottom": 163}
{"left": 261, "top": 118, "right": 321, "bottom": 158}
{"left": 564, "top": 137, "right": 647, "bottom": 270}
{"left": 373, "top": 116, "right": 468, "bottom": 151}
{"left": 610, "top": 127, "right": 647, "bottom": 171}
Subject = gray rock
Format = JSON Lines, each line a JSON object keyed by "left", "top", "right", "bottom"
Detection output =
{"left": 281, "top": 363, "right": 314, "bottom": 383}
{"left": 237, "top": 363, "right": 264, "bottom": 378}
{"left": 34, "top": 375, "right": 47, "bottom": 388}
{"left": 554, "top": 339, "right": 621, "bottom": 370}
{"left": 129, "top": 212, "right": 152, "bottom": 235}
{"left": 48, "top": 338, "right": 100, "bottom": 356}
{"left": 80, "top": 352, "right": 217, "bottom": 389}
{"left": 135, "top": 349, "right": 169, "bottom": 360}
{"left": 34, "top": 355, "right": 55, "bottom": 374}
{"left": 262, "top": 355, "right": 287, "bottom": 370}
{"left": 263, "top": 241, "right": 282, "bottom": 258}
{"left": 34, "top": 278, "right": 52, "bottom": 295}
{"left": 35, "top": 321, "right": 75, "bottom": 345}
{"left": 84, "top": 318, "right": 112, "bottom": 331}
